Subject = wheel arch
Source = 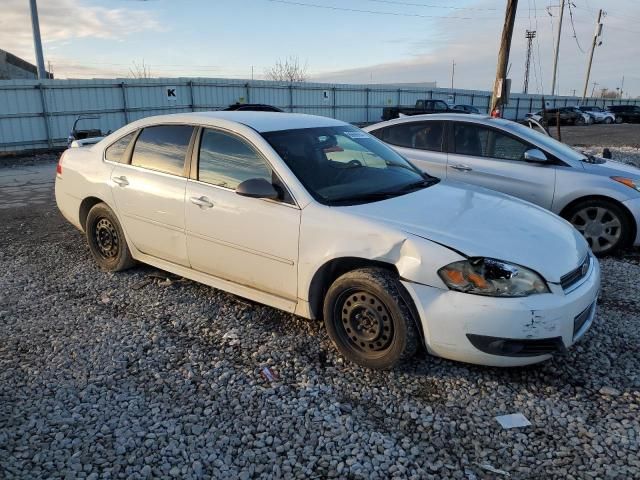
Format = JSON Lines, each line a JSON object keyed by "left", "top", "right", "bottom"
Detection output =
{"left": 559, "top": 194, "right": 637, "bottom": 247}
{"left": 78, "top": 196, "right": 108, "bottom": 232}
{"left": 309, "top": 257, "right": 427, "bottom": 353}
{"left": 308, "top": 257, "right": 400, "bottom": 321}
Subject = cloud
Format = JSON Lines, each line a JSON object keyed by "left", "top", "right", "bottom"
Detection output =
{"left": 312, "top": 1, "right": 640, "bottom": 97}
{"left": 0, "top": 0, "right": 161, "bottom": 66}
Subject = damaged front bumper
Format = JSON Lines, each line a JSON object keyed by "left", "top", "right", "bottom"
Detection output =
{"left": 401, "top": 257, "right": 600, "bottom": 367}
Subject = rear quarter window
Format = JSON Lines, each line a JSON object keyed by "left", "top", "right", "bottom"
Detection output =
{"left": 105, "top": 132, "right": 135, "bottom": 163}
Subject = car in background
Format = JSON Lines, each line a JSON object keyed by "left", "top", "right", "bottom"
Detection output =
{"left": 223, "top": 103, "right": 284, "bottom": 112}
{"left": 535, "top": 107, "right": 590, "bottom": 126}
{"left": 577, "top": 106, "right": 616, "bottom": 124}
{"left": 56, "top": 111, "right": 599, "bottom": 369}
{"left": 452, "top": 104, "right": 482, "bottom": 114}
{"left": 382, "top": 99, "right": 459, "bottom": 121}
{"left": 67, "top": 115, "right": 107, "bottom": 148}
{"left": 365, "top": 113, "right": 640, "bottom": 256}
{"left": 607, "top": 105, "right": 640, "bottom": 123}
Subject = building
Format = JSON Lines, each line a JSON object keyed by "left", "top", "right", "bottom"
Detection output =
{"left": 0, "top": 49, "right": 53, "bottom": 80}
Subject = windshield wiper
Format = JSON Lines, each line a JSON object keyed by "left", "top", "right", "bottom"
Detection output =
{"left": 329, "top": 178, "right": 439, "bottom": 205}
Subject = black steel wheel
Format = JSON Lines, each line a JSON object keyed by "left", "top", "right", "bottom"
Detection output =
{"left": 335, "top": 289, "right": 394, "bottom": 355}
{"left": 94, "top": 217, "right": 120, "bottom": 259}
{"left": 323, "top": 268, "right": 419, "bottom": 369}
{"left": 86, "top": 203, "right": 135, "bottom": 271}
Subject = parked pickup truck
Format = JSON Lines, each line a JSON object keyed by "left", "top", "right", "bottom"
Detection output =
{"left": 382, "top": 99, "right": 460, "bottom": 121}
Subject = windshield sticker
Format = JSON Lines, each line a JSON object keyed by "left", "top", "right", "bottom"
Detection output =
{"left": 344, "top": 131, "right": 370, "bottom": 139}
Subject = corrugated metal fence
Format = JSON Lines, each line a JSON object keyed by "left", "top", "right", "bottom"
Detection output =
{"left": 1, "top": 77, "right": 638, "bottom": 152}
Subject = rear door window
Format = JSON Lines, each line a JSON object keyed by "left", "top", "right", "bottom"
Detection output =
{"left": 380, "top": 122, "right": 444, "bottom": 152}
{"left": 105, "top": 132, "right": 135, "bottom": 163}
{"left": 131, "top": 125, "right": 194, "bottom": 176}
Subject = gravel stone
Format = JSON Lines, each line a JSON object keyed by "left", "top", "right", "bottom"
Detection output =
{"left": 0, "top": 154, "right": 639, "bottom": 479}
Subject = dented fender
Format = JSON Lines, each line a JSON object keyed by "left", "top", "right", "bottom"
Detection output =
{"left": 297, "top": 203, "right": 465, "bottom": 305}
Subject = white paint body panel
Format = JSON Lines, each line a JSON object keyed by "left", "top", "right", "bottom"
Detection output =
{"left": 185, "top": 180, "right": 300, "bottom": 301}
{"left": 55, "top": 112, "right": 602, "bottom": 367}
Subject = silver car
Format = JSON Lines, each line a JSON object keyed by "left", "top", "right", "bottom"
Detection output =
{"left": 364, "top": 114, "right": 640, "bottom": 255}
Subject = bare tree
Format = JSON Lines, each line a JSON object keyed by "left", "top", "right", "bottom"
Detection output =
{"left": 129, "top": 60, "right": 152, "bottom": 79}
{"left": 598, "top": 88, "right": 619, "bottom": 99}
{"left": 265, "top": 56, "right": 308, "bottom": 82}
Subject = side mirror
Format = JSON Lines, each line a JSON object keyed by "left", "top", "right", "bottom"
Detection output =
{"left": 524, "top": 148, "right": 548, "bottom": 163}
{"left": 235, "top": 178, "right": 279, "bottom": 200}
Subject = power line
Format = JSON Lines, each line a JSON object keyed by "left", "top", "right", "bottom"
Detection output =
{"left": 567, "top": 2, "right": 585, "bottom": 53}
{"left": 361, "top": 0, "right": 498, "bottom": 11}
{"left": 264, "top": 0, "right": 486, "bottom": 19}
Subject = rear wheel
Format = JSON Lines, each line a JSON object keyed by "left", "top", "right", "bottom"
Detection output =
{"left": 604, "top": 116, "right": 613, "bottom": 124}
{"left": 565, "top": 199, "right": 632, "bottom": 256}
{"left": 323, "top": 268, "right": 419, "bottom": 369}
{"left": 615, "top": 116, "right": 624, "bottom": 124}
{"left": 86, "top": 203, "right": 135, "bottom": 271}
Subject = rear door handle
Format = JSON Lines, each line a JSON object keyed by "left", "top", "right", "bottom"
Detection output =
{"left": 450, "top": 164, "right": 473, "bottom": 172}
{"left": 112, "top": 176, "right": 129, "bottom": 187}
{"left": 190, "top": 196, "right": 214, "bottom": 209}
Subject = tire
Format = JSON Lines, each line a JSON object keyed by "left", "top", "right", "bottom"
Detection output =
{"left": 575, "top": 116, "right": 585, "bottom": 126}
{"left": 604, "top": 117, "right": 613, "bottom": 124}
{"left": 323, "top": 268, "right": 419, "bottom": 369}
{"left": 564, "top": 199, "right": 632, "bottom": 256}
{"left": 615, "top": 116, "right": 623, "bottom": 124}
{"left": 85, "top": 203, "right": 135, "bottom": 271}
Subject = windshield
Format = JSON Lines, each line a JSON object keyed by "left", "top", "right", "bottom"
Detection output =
{"left": 499, "top": 121, "right": 587, "bottom": 163}
{"left": 262, "top": 126, "right": 436, "bottom": 205}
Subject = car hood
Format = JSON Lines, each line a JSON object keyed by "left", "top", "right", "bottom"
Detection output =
{"left": 346, "top": 181, "right": 588, "bottom": 283}
{"left": 582, "top": 159, "right": 640, "bottom": 178}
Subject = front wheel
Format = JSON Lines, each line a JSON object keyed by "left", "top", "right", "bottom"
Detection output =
{"left": 86, "top": 203, "right": 135, "bottom": 271}
{"left": 604, "top": 116, "right": 613, "bottom": 124}
{"left": 323, "top": 268, "right": 419, "bottom": 369}
{"left": 615, "top": 116, "right": 624, "bottom": 124}
{"left": 565, "top": 199, "right": 632, "bottom": 256}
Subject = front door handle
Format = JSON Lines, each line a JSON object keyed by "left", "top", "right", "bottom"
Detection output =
{"left": 190, "top": 196, "right": 214, "bottom": 209}
{"left": 112, "top": 176, "right": 129, "bottom": 187}
{"left": 450, "top": 164, "right": 473, "bottom": 172}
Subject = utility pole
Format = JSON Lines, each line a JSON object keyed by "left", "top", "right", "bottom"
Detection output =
{"left": 582, "top": 9, "right": 604, "bottom": 101}
{"left": 29, "top": 0, "right": 47, "bottom": 79}
{"left": 451, "top": 60, "right": 456, "bottom": 89}
{"left": 550, "top": 0, "right": 565, "bottom": 96}
{"left": 490, "top": 0, "right": 518, "bottom": 116}
{"left": 523, "top": 30, "right": 536, "bottom": 94}
{"left": 590, "top": 81, "right": 599, "bottom": 98}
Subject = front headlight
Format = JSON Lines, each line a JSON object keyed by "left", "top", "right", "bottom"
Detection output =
{"left": 611, "top": 176, "right": 640, "bottom": 193}
{"left": 438, "top": 258, "right": 549, "bottom": 297}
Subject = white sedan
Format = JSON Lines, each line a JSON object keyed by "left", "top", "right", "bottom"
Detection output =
{"left": 55, "top": 112, "right": 600, "bottom": 369}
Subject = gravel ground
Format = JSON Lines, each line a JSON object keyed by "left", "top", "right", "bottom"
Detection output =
{"left": 1, "top": 158, "right": 639, "bottom": 480}
{"left": 550, "top": 123, "right": 640, "bottom": 148}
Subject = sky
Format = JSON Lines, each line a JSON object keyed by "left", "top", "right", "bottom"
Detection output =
{"left": 2, "top": 0, "right": 639, "bottom": 97}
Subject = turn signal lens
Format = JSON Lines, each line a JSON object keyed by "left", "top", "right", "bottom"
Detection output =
{"left": 611, "top": 176, "right": 640, "bottom": 192}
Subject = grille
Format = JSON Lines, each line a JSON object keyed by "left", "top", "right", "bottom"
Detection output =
{"left": 561, "top": 255, "right": 591, "bottom": 291}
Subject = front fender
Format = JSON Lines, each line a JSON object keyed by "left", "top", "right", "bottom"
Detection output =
{"left": 298, "top": 204, "right": 464, "bottom": 303}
